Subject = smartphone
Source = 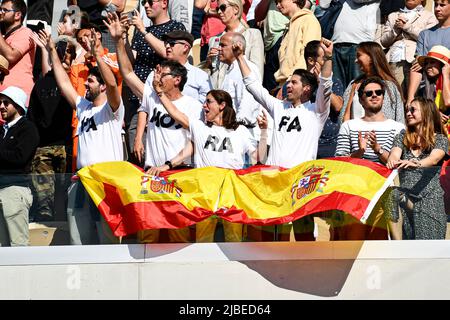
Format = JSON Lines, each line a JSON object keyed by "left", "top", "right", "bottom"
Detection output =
{"left": 123, "top": 10, "right": 136, "bottom": 20}
{"left": 28, "top": 21, "right": 45, "bottom": 33}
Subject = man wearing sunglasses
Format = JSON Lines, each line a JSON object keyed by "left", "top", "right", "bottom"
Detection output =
{"left": 0, "top": 0, "right": 36, "bottom": 110}
{"left": 0, "top": 86, "right": 39, "bottom": 246}
{"left": 334, "top": 76, "right": 404, "bottom": 240}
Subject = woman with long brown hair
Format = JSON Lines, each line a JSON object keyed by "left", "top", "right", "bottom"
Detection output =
{"left": 387, "top": 97, "right": 448, "bottom": 239}
{"left": 340, "top": 41, "right": 405, "bottom": 125}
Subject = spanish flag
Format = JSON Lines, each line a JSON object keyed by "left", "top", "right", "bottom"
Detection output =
{"left": 77, "top": 158, "right": 396, "bottom": 236}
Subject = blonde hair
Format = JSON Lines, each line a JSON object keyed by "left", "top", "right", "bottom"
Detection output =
{"left": 225, "top": 0, "right": 249, "bottom": 28}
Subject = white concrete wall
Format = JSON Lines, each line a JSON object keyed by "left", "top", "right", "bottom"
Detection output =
{"left": 1, "top": 241, "right": 450, "bottom": 299}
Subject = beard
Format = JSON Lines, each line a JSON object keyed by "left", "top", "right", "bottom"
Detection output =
{"left": 0, "top": 19, "right": 13, "bottom": 33}
{"left": 85, "top": 88, "right": 100, "bottom": 101}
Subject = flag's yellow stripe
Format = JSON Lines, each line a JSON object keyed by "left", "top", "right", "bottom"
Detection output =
{"left": 218, "top": 159, "right": 387, "bottom": 220}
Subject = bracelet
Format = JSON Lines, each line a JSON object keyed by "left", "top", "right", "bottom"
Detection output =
{"left": 142, "top": 30, "right": 148, "bottom": 37}
{"left": 165, "top": 160, "right": 173, "bottom": 169}
{"left": 324, "top": 55, "right": 333, "bottom": 61}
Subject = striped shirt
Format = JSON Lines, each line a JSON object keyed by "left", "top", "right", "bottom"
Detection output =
{"left": 335, "top": 118, "right": 405, "bottom": 164}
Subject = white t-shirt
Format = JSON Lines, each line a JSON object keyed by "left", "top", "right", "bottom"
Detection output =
{"left": 335, "top": 118, "right": 405, "bottom": 164}
{"left": 332, "top": 0, "right": 380, "bottom": 44}
{"left": 244, "top": 72, "right": 333, "bottom": 168}
{"left": 76, "top": 97, "right": 125, "bottom": 169}
{"left": 189, "top": 119, "right": 256, "bottom": 169}
{"left": 139, "top": 86, "right": 203, "bottom": 167}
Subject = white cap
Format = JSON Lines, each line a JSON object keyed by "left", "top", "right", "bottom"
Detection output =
{"left": 0, "top": 86, "right": 28, "bottom": 114}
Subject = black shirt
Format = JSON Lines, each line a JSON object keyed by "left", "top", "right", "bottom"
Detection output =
{"left": 130, "top": 19, "right": 186, "bottom": 104}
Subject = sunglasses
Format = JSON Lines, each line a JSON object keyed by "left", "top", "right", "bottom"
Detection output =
{"left": 217, "top": 4, "right": 230, "bottom": 12}
{"left": 141, "top": 0, "right": 162, "bottom": 6}
{"left": 164, "top": 40, "right": 188, "bottom": 47}
{"left": 363, "top": 89, "right": 384, "bottom": 98}
{"left": 406, "top": 106, "right": 417, "bottom": 114}
{"left": 0, "top": 99, "right": 13, "bottom": 107}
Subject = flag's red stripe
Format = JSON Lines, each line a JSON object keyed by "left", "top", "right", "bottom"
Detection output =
{"left": 97, "top": 182, "right": 371, "bottom": 236}
{"left": 217, "top": 192, "right": 369, "bottom": 225}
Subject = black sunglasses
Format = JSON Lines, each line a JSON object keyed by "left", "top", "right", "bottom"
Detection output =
{"left": 164, "top": 39, "right": 188, "bottom": 47}
{"left": 0, "top": 99, "right": 13, "bottom": 107}
{"left": 363, "top": 89, "right": 384, "bottom": 98}
{"left": 217, "top": 4, "right": 230, "bottom": 12}
{"left": 141, "top": 0, "right": 161, "bottom": 6}
{"left": 406, "top": 106, "right": 417, "bottom": 114}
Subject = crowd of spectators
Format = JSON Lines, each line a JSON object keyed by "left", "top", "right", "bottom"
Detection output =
{"left": 0, "top": 0, "right": 449, "bottom": 246}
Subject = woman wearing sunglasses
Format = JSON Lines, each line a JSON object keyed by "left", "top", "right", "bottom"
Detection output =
{"left": 340, "top": 41, "right": 405, "bottom": 125}
{"left": 387, "top": 97, "right": 448, "bottom": 239}
{"left": 206, "top": 0, "right": 264, "bottom": 77}
{"left": 150, "top": 66, "right": 266, "bottom": 242}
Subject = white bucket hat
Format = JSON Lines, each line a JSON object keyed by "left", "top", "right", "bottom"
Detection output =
{"left": 0, "top": 86, "right": 28, "bottom": 114}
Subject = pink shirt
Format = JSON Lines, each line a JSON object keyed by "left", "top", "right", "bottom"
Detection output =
{"left": 0, "top": 26, "right": 36, "bottom": 103}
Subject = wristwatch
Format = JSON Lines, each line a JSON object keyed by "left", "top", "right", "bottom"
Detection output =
{"left": 164, "top": 160, "right": 173, "bottom": 169}
{"left": 376, "top": 148, "right": 385, "bottom": 156}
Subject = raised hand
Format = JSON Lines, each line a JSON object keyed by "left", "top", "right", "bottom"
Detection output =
{"left": 320, "top": 37, "right": 333, "bottom": 58}
{"left": 130, "top": 9, "right": 146, "bottom": 34}
{"left": 31, "top": 31, "right": 46, "bottom": 49}
{"left": 89, "top": 28, "right": 99, "bottom": 57}
{"left": 152, "top": 65, "right": 163, "bottom": 94}
{"left": 232, "top": 41, "right": 244, "bottom": 59}
{"left": 57, "top": 22, "right": 66, "bottom": 36}
{"left": 103, "top": 12, "right": 125, "bottom": 42}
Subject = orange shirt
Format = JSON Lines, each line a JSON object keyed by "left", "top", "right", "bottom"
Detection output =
{"left": 69, "top": 47, "right": 123, "bottom": 96}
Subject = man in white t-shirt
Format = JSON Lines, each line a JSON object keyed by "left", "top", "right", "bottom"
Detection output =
{"left": 49, "top": 35, "right": 124, "bottom": 245}
{"left": 335, "top": 76, "right": 405, "bottom": 240}
{"left": 234, "top": 38, "right": 333, "bottom": 241}
{"left": 138, "top": 60, "right": 203, "bottom": 243}
{"left": 105, "top": 14, "right": 210, "bottom": 164}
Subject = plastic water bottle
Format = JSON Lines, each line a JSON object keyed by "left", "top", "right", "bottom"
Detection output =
{"left": 211, "top": 37, "right": 220, "bottom": 71}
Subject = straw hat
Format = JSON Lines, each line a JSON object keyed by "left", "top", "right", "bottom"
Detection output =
{"left": 0, "top": 55, "right": 9, "bottom": 75}
{"left": 417, "top": 45, "right": 450, "bottom": 67}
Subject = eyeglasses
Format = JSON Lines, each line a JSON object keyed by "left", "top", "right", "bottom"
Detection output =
{"left": 160, "top": 72, "right": 175, "bottom": 79}
{"left": 141, "top": 0, "right": 162, "bottom": 6}
{"left": 406, "top": 106, "right": 417, "bottom": 114}
{"left": 164, "top": 40, "right": 188, "bottom": 47}
{"left": 0, "top": 8, "right": 16, "bottom": 13}
{"left": 0, "top": 99, "right": 13, "bottom": 107}
{"left": 363, "top": 89, "right": 384, "bottom": 98}
{"left": 217, "top": 4, "right": 230, "bottom": 12}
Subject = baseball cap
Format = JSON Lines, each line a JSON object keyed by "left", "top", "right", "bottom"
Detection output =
{"left": 162, "top": 30, "right": 194, "bottom": 47}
